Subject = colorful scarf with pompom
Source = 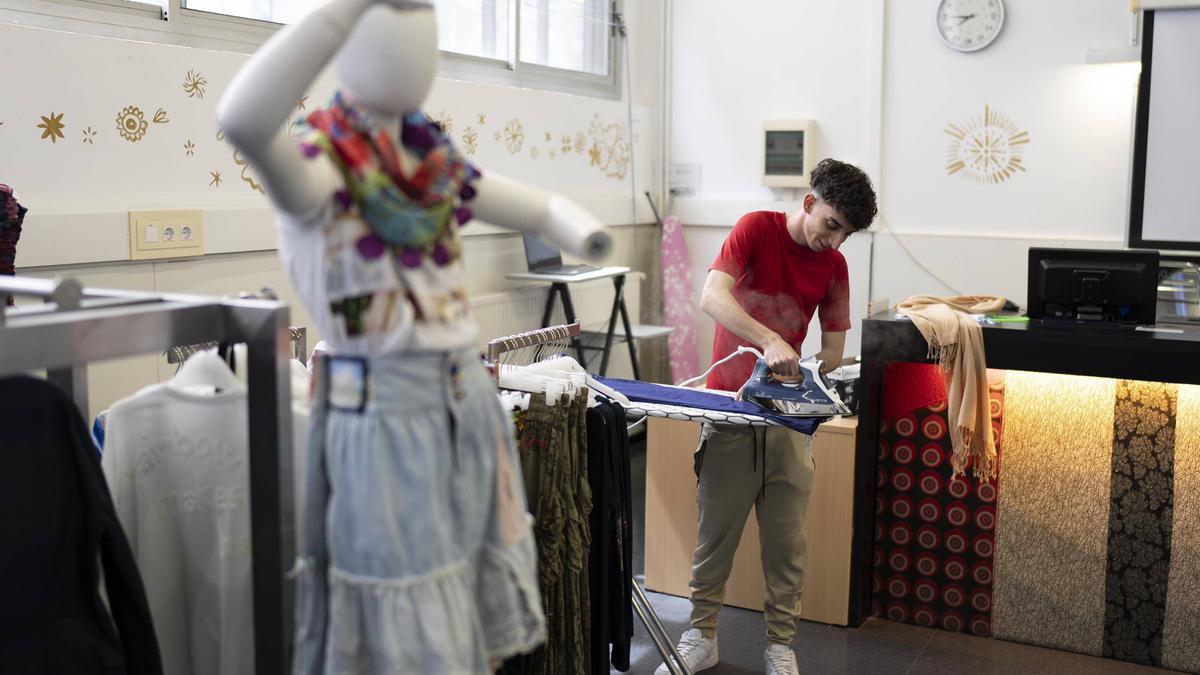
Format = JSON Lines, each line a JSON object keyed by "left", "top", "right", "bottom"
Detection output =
{"left": 298, "top": 92, "right": 480, "bottom": 270}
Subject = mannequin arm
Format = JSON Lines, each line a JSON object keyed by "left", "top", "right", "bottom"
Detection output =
{"left": 470, "top": 172, "right": 611, "bottom": 260}
{"left": 216, "top": 0, "right": 377, "bottom": 217}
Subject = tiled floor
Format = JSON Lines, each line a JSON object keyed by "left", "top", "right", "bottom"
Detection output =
{"left": 626, "top": 593, "right": 1177, "bottom": 674}
{"left": 626, "top": 436, "right": 1179, "bottom": 674}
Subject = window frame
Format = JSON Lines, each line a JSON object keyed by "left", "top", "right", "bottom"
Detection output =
{"left": 1, "top": 0, "right": 622, "bottom": 100}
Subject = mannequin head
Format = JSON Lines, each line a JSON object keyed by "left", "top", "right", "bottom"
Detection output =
{"left": 334, "top": 5, "right": 439, "bottom": 117}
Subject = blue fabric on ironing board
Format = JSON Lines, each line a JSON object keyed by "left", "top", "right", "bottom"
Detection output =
{"left": 593, "top": 376, "right": 823, "bottom": 435}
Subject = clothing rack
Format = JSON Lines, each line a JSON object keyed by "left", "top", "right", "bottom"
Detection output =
{"left": 488, "top": 321, "right": 689, "bottom": 675}
{"left": 0, "top": 275, "right": 294, "bottom": 675}
{"left": 486, "top": 320, "right": 582, "bottom": 363}
{"left": 166, "top": 325, "right": 307, "bottom": 364}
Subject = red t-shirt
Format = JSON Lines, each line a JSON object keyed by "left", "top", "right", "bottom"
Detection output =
{"left": 706, "top": 211, "right": 851, "bottom": 392}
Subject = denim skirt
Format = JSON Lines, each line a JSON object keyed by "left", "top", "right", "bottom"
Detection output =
{"left": 292, "top": 348, "right": 546, "bottom": 674}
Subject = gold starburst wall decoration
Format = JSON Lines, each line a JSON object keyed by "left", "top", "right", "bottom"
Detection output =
{"left": 462, "top": 127, "right": 478, "bottom": 155}
{"left": 504, "top": 119, "right": 525, "bottom": 154}
{"left": 116, "top": 106, "right": 148, "bottom": 143}
{"left": 477, "top": 112, "right": 487, "bottom": 126}
{"left": 209, "top": 170, "right": 222, "bottom": 187}
{"left": 153, "top": 108, "right": 169, "bottom": 124}
{"left": 82, "top": 126, "right": 97, "bottom": 145}
{"left": 183, "top": 70, "right": 207, "bottom": 99}
{"left": 37, "top": 112, "right": 66, "bottom": 144}
{"left": 184, "top": 140, "right": 195, "bottom": 156}
{"left": 944, "top": 105, "right": 1029, "bottom": 184}
{"left": 561, "top": 134, "right": 574, "bottom": 154}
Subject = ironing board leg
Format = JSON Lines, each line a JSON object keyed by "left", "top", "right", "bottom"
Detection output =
{"left": 633, "top": 581, "right": 691, "bottom": 675}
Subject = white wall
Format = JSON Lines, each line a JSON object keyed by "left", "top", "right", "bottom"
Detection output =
{"left": 671, "top": 0, "right": 1139, "bottom": 367}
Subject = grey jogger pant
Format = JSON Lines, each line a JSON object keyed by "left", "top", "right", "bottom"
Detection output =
{"left": 688, "top": 424, "right": 815, "bottom": 644}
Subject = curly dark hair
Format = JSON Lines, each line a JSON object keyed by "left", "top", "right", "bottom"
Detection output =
{"left": 810, "top": 158, "right": 877, "bottom": 231}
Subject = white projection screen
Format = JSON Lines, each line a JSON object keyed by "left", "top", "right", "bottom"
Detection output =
{"left": 1130, "top": 8, "right": 1200, "bottom": 250}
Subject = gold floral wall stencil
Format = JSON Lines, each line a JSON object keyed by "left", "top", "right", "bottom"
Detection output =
{"left": 477, "top": 112, "right": 487, "bottom": 126}
{"left": 184, "top": 140, "right": 195, "bottom": 156}
{"left": 297, "top": 96, "right": 309, "bottom": 111}
{"left": 587, "top": 115, "right": 631, "bottom": 181}
{"left": 209, "top": 170, "right": 222, "bottom": 187}
{"left": 574, "top": 131, "right": 586, "bottom": 154}
{"left": 234, "top": 149, "right": 265, "bottom": 194}
{"left": 530, "top": 145, "right": 539, "bottom": 160}
{"left": 504, "top": 119, "right": 525, "bottom": 154}
{"left": 430, "top": 111, "right": 453, "bottom": 135}
{"left": 116, "top": 106, "right": 148, "bottom": 142}
{"left": 82, "top": 126, "right": 97, "bottom": 144}
{"left": 561, "top": 134, "right": 573, "bottom": 154}
{"left": 183, "top": 70, "right": 207, "bottom": 99}
{"left": 461, "top": 127, "right": 478, "bottom": 155}
{"left": 494, "top": 130, "right": 502, "bottom": 143}
{"left": 216, "top": 129, "right": 265, "bottom": 194}
{"left": 945, "top": 105, "right": 1029, "bottom": 184}
{"left": 548, "top": 149, "right": 557, "bottom": 160}
{"left": 37, "top": 112, "right": 66, "bottom": 144}
{"left": 544, "top": 131, "right": 552, "bottom": 142}
{"left": 153, "top": 108, "right": 169, "bottom": 124}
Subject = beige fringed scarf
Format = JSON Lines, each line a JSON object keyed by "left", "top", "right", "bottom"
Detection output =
{"left": 896, "top": 295, "right": 1006, "bottom": 482}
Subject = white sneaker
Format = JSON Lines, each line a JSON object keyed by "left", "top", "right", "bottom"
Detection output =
{"left": 654, "top": 628, "right": 718, "bottom": 674}
{"left": 764, "top": 642, "right": 798, "bottom": 675}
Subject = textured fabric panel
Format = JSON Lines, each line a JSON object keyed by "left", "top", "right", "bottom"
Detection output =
{"left": 1103, "top": 380, "right": 1177, "bottom": 665}
{"left": 1162, "top": 385, "right": 1200, "bottom": 673}
{"left": 992, "top": 372, "right": 1115, "bottom": 656}
{"left": 871, "top": 372, "right": 1003, "bottom": 637}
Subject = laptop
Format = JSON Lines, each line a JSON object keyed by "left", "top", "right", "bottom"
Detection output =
{"left": 522, "top": 233, "right": 599, "bottom": 276}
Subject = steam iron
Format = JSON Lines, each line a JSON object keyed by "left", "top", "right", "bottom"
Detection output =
{"left": 741, "top": 357, "right": 851, "bottom": 417}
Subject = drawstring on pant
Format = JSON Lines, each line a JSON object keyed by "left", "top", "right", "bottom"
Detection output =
{"left": 751, "top": 427, "right": 768, "bottom": 502}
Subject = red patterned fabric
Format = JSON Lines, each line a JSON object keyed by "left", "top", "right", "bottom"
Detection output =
{"left": 872, "top": 368, "right": 1004, "bottom": 636}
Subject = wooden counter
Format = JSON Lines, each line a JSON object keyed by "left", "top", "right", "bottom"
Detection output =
{"left": 643, "top": 416, "right": 858, "bottom": 625}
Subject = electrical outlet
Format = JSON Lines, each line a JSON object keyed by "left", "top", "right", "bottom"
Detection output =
{"left": 129, "top": 210, "right": 204, "bottom": 260}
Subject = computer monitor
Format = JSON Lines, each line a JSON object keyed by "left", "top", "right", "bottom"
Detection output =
{"left": 1027, "top": 247, "right": 1160, "bottom": 324}
{"left": 522, "top": 233, "right": 564, "bottom": 272}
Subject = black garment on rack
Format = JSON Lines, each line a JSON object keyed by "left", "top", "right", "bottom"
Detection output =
{"left": 0, "top": 376, "right": 163, "bottom": 675}
{"left": 587, "top": 402, "right": 634, "bottom": 673}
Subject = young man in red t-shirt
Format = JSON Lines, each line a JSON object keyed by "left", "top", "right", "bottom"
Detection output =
{"left": 657, "top": 159, "right": 877, "bottom": 675}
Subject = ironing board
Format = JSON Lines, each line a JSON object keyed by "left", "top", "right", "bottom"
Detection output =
{"left": 625, "top": 399, "right": 782, "bottom": 427}
{"left": 594, "top": 376, "right": 827, "bottom": 434}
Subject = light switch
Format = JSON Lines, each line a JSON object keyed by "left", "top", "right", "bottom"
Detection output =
{"left": 129, "top": 210, "right": 204, "bottom": 260}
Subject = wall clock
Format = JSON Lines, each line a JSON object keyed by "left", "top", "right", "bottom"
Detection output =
{"left": 936, "top": 0, "right": 1005, "bottom": 53}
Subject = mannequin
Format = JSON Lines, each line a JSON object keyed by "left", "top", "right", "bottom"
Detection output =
{"left": 217, "top": 1, "right": 611, "bottom": 672}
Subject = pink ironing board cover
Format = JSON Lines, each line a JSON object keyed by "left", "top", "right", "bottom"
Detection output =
{"left": 661, "top": 215, "right": 701, "bottom": 384}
